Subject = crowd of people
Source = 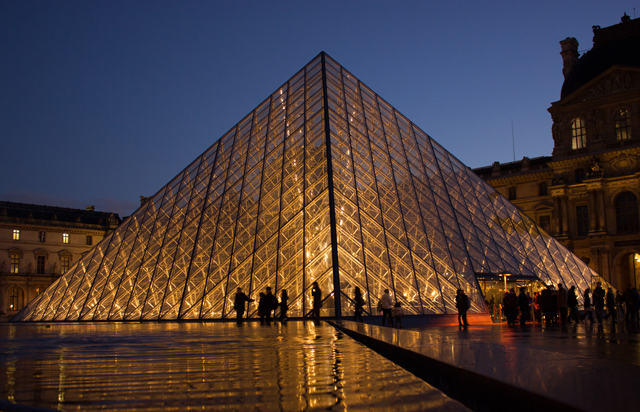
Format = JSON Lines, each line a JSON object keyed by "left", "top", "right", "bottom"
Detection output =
{"left": 233, "top": 281, "right": 640, "bottom": 329}
{"left": 499, "top": 282, "right": 640, "bottom": 326}
{"left": 233, "top": 281, "right": 324, "bottom": 325}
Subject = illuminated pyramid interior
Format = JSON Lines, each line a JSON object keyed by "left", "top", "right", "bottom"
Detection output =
{"left": 13, "top": 52, "right": 599, "bottom": 322}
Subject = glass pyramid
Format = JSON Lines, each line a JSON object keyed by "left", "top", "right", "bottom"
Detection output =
{"left": 13, "top": 52, "right": 599, "bottom": 322}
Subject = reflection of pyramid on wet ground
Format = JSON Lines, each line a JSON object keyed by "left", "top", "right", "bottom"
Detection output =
{"left": 14, "top": 52, "right": 599, "bottom": 322}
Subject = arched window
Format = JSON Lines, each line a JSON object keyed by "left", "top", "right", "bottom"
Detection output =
{"left": 9, "top": 286, "right": 24, "bottom": 311}
{"left": 616, "top": 192, "right": 639, "bottom": 234}
{"left": 615, "top": 109, "right": 632, "bottom": 140}
{"left": 571, "top": 117, "right": 587, "bottom": 149}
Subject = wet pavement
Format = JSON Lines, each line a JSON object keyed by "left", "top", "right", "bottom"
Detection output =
{"left": 333, "top": 319, "right": 640, "bottom": 412}
{"left": 0, "top": 321, "right": 468, "bottom": 411}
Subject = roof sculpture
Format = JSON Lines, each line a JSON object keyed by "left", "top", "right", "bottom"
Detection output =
{"left": 13, "top": 52, "right": 599, "bottom": 322}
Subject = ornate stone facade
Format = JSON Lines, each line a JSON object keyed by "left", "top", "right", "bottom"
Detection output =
{"left": 474, "top": 15, "right": 640, "bottom": 291}
{"left": 0, "top": 202, "right": 120, "bottom": 320}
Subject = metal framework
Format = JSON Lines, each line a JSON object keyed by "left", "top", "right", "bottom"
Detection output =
{"left": 13, "top": 52, "right": 599, "bottom": 322}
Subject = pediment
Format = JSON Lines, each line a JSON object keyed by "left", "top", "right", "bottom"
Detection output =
{"left": 532, "top": 203, "right": 554, "bottom": 213}
{"left": 560, "top": 66, "right": 640, "bottom": 105}
{"left": 8, "top": 247, "right": 23, "bottom": 257}
{"left": 33, "top": 248, "right": 49, "bottom": 257}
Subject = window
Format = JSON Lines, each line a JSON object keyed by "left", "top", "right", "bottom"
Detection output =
{"left": 61, "top": 256, "right": 70, "bottom": 274}
{"left": 63, "top": 233, "right": 69, "bottom": 244}
{"left": 508, "top": 186, "right": 516, "bottom": 200}
{"left": 9, "top": 287, "right": 24, "bottom": 311}
{"left": 86, "top": 235, "right": 93, "bottom": 246}
{"left": 539, "top": 182, "right": 548, "bottom": 196}
{"left": 575, "top": 168, "right": 585, "bottom": 184}
{"left": 576, "top": 205, "right": 589, "bottom": 236}
{"left": 616, "top": 191, "right": 639, "bottom": 234}
{"left": 571, "top": 117, "right": 586, "bottom": 149}
{"left": 39, "top": 231, "right": 46, "bottom": 242}
{"left": 37, "top": 256, "right": 45, "bottom": 274}
{"left": 615, "top": 109, "right": 632, "bottom": 140}
{"left": 13, "top": 229, "right": 20, "bottom": 240}
{"left": 10, "top": 253, "right": 20, "bottom": 274}
{"left": 539, "top": 215, "right": 551, "bottom": 233}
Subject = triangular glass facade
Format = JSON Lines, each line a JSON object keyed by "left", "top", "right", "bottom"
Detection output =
{"left": 13, "top": 53, "right": 599, "bottom": 322}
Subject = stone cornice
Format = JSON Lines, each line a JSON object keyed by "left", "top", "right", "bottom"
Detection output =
{"left": 478, "top": 170, "right": 553, "bottom": 185}
{"left": 0, "top": 221, "right": 114, "bottom": 236}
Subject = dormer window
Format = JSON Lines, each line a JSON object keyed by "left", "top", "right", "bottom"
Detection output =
{"left": 571, "top": 117, "right": 586, "bottom": 149}
{"left": 615, "top": 109, "right": 632, "bottom": 140}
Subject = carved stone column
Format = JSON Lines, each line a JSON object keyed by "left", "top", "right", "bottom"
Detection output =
{"left": 553, "top": 197, "right": 562, "bottom": 235}
{"left": 0, "top": 282, "right": 5, "bottom": 315}
{"left": 588, "top": 190, "right": 597, "bottom": 232}
{"left": 561, "top": 196, "right": 569, "bottom": 235}
{"left": 597, "top": 189, "right": 606, "bottom": 232}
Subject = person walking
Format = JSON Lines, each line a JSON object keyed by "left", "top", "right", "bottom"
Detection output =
{"left": 593, "top": 282, "right": 605, "bottom": 324}
{"left": 279, "top": 289, "right": 289, "bottom": 322}
{"left": 456, "top": 289, "right": 470, "bottom": 327}
{"left": 567, "top": 286, "right": 580, "bottom": 323}
{"left": 549, "top": 285, "right": 558, "bottom": 323}
{"left": 633, "top": 287, "right": 640, "bottom": 325}
{"left": 557, "top": 284, "right": 568, "bottom": 324}
{"left": 505, "top": 288, "right": 518, "bottom": 326}
{"left": 624, "top": 284, "right": 635, "bottom": 324}
{"left": 381, "top": 289, "right": 394, "bottom": 327}
{"left": 616, "top": 291, "right": 625, "bottom": 321}
{"left": 354, "top": 287, "right": 365, "bottom": 322}
{"left": 606, "top": 287, "right": 616, "bottom": 323}
{"left": 234, "top": 287, "right": 254, "bottom": 325}
{"left": 392, "top": 302, "right": 404, "bottom": 328}
{"left": 583, "top": 288, "right": 595, "bottom": 323}
{"left": 311, "top": 281, "right": 322, "bottom": 322}
{"left": 518, "top": 287, "right": 530, "bottom": 325}
{"left": 260, "top": 287, "right": 278, "bottom": 324}
{"left": 257, "top": 292, "right": 266, "bottom": 324}
{"left": 532, "top": 291, "right": 542, "bottom": 323}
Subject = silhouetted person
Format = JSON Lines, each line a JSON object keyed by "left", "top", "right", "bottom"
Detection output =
{"left": 456, "top": 289, "right": 469, "bottom": 327}
{"left": 234, "top": 287, "right": 254, "bottom": 324}
{"left": 532, "top": 291, "right": 542, "bottom": 323}
{"left": 311, "top": 281, "right": 322, "bottom": 322}
{"left": 549, "top": 285, "right": 558, "bottom": 323}
{"left": 583, "top": 288, "right": 595, "bottom": 323}
{"left": 354, "top": 287, "right": 365, "bottom": 322}
{"left": 541, "top": 285, "right": 556, "bottom": 324}
{"left": 381, "top": 289, "right": 394, "bottom": 327}
{"left": 633, "top": 287, "right": 640, "bottom": 325}
{"left": 593, "top": 282, "right": 605, "bottom": 324}
{"left": 257, "top": 292, "right": 266, "bottom": 323}
{"left": 505, "top": 288, "right": 518, "bottom": 326}
{"left": 567, "top": 286, "right": 580, "bottom": 323}
{"left": 606, "top": 287, "right": 616, "bottom": 323}
{"left": 518, "top": 287, "right": 530, "bottom": 325}
{"left": 557, "top": 283, "right": 568, "bottom": 324}
{"left": 260, "top": 287, "right": 278, "bottom": 324}
{"left": 279, "top": 289, "right": 289, "bottom": 322}
{"left": 624, "top": 284, "right": 636, "bottom": 324}
{"left": 393, "top": 302, "right": 404, "bottom": 328}
{"left": 616, "top": 291, "right": 625, "bottom": 321}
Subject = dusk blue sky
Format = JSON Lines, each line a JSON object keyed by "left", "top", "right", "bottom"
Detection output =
{"left": 1, "top": 1, "right": 635, "bottom": 217}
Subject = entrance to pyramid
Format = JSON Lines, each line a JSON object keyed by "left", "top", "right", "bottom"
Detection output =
{"left": 475, "top": 273, "right": 548, "bottom": 323}
{"left": 12, "top": 52, "right": 602, "bottom": 322}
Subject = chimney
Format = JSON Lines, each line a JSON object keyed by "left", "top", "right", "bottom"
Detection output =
{"left": 559, "top": 37, "right": 579, "bottom": 78}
